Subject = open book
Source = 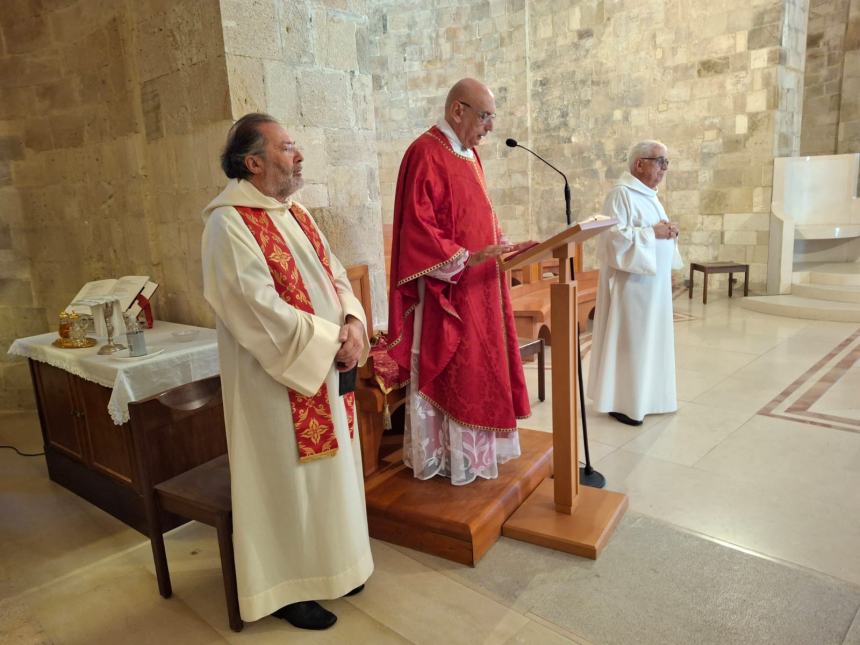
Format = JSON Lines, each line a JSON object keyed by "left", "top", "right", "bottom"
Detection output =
{"left": 66, "top": 276, "right": 158, "bottom": 317}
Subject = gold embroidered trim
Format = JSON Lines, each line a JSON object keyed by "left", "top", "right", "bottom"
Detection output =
{"left": 395, "top": 247, "right": 466, "bottom": 287}
{"left": 424, "top": 129, "right": 474, "bottom": 161}
{"left": 417, "top": 390, "right": 519, "bottom": 434}
{"left": 384, "top": 303, "right": 417, "bottom": 351}
{"left": 299, "top": 447, "right": 338, "bottom": 463}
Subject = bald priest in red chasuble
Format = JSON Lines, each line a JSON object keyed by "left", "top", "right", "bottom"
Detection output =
{"left": 387, "top": 78, "right": 534, "bottom": 486}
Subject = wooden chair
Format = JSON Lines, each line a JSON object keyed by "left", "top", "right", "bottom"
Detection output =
{"left": 127, "top": 377, "right": 242, "bottom": 632}
{"left": 347, "top": 263, "right": 374, "bottom": 336}
{"left": 347, "top": 263, "right": 407, "bottom": 478}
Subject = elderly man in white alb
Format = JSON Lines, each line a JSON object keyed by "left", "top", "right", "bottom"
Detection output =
{"left": 201, "top": 113, "right": 372, "bottom": 631}
{"left": 587, "top": 140, "right": 682, "bottom": 426}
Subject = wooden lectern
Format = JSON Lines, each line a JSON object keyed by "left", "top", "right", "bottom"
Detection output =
{"left": 501, "top": 218, "right": 628, "bottom": 558}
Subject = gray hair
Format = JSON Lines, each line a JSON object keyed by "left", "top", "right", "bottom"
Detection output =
{"left": 627, "top": 140, "right": 667, "bottom": 172}
{"left": 221, "top": 113, "right": 279, "bottom": 180}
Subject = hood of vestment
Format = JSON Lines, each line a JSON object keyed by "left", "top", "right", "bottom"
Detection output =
{"left": 201, "top": 179, "right": 291, "bottom": 223}
{"left": 615, "top": 171, "right": 659, "bottom": 198}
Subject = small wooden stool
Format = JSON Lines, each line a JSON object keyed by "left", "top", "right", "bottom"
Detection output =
{"left": 518, "top": 337, "right": 545, "bottom": 402}
{"left": 153, "top": 455, "right": 242, "bottom": 632}
{"left": 689, "top": 261, "right": 749, "bottom": 304}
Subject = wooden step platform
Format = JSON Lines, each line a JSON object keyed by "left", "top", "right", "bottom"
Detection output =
{"left": 364, "top": 427, "right": 553, "bottom": 566}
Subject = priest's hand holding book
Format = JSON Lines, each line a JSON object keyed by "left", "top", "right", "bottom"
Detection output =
{"left": 335, "top": 315, "right": 365, "bottom": 372}
{"left": 467, "top": 241, "right": 537, "bottom": 266}
{"left": 335, "top": 316, "right": 364, "bottom": 396}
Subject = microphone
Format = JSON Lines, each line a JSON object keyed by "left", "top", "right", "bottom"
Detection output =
{"left": 505, "top": 138, "right": 571, "bottom": 225}
{"left": 506, "top": 139, "right": 604, "bottom": 490}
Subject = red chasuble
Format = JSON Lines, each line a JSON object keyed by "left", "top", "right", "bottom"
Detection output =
{"left": 237, "top": 204, "right": 355, "bottom": 462}
{"left": 387, "top": 126, "right": 530, "bottom": 433}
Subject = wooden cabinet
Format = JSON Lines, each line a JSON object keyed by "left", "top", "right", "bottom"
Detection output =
{"left": 31, "top": 361, "right": 137, "bottom": 484}
{"left": 76, "top": 376, "right": 137, "bottom": 487}
{"left": 27, "top": 359, "right": 226, "bottom": 535}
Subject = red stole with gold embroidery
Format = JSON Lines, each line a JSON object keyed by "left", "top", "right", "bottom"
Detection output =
{"left": 236, "top": 204, "right": 355, "bottom": 462}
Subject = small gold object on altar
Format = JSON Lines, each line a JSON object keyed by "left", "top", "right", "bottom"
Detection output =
{"left": 52, "top": 336, "right": 97, "bottom": 349}
{"left": 53, "top": 312, "right": 96, "bottom": 348}
{"left": 58, "top": 311, "right": 71, "bottom": 339}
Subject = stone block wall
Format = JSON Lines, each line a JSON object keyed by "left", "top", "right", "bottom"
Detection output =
{"left": 221, "top": 0, "right": 387, "bottom": 324}
{"left": 132, "top": 0, "right": 234, "bottom": 327}
{"left": 0, "top": 15, "right": 42, "bottom": 408}
{"left": 369, "top": 0, "right": 810, "bottom": 287}
{"left": 838, "top": 0, "right": 860, "bottom": 152}
{"left": 801, "top": 0, "right": 851, "bottom": 153}
{"left": 0, "top": 0, "right": 232, "bottom": 408}
{"left": 0, "top": 191, "right": 40, "bottom": 409}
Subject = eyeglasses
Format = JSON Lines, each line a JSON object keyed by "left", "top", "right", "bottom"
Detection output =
{"left": 640, "top": 156, "right": 670, "bottom": 169}
{"left": 458, "top": 101, "right": 496, "bottom": 124}
{"left": 282, "top": 141, "right": 298, "bottom": 153}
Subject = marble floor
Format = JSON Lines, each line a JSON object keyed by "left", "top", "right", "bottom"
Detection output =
{"left": 2, "top": 293, "right": 860, "bottom": 644}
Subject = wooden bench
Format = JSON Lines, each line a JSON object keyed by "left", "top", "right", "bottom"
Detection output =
{"left": 509, "top": 247, "right": 598, "bottom": 341}
{"left": 688, "top": 261, "right": 749, "bottom": 304}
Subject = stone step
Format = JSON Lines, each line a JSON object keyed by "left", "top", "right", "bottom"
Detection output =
{"left": 739, "top": 295, "right": 860, "bottom": 322}
{"left": 791, "top": 282, "right": 860, "bottom": 304}
{"left": 793, "top": 262, "right": 860, "bottom": 287}
{"left": 806, "top": 271, "right": 860, "bottom": 287}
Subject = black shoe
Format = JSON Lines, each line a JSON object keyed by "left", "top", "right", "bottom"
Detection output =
{"left": 273, "top": 601, "right": 337, "bottom": 630}
{"left": 344, "top": 584, "right": 364, "bottom": 597}
{"left": 609, "top": 411, "right": 643, "bottom": 426}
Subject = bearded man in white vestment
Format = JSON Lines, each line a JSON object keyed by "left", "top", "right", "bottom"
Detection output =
{"left": 587, "top": 140, "right": 681, "bottom": 426}
{"left": 201, "top": 113, "right": 373, "bottom": 630}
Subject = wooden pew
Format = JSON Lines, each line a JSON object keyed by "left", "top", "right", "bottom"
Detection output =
{"left": 508, "top": 243, "right": 598, "bottom": 342}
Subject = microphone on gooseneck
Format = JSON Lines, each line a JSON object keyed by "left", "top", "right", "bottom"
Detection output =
{"left": 505, "top": 138, "right": 572, "bottom": 226}
{"left": 506, "top": 139, "right": 605, "bottom": 490}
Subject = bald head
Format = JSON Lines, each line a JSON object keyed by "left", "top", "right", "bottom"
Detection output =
{"left": 444, "top": 78, "right": 496, "bottom": 149}
{"left": 445, "top": 78, "right": 493, "bottom": 112}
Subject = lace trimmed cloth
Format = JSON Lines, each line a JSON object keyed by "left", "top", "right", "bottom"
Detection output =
{"left": 8, "top": 321, "right": 219, "bottom": 425}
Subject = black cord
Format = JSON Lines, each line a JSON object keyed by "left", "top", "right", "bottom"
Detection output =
{"left": 0, "top": 444, "right": 45, "bottom": 457}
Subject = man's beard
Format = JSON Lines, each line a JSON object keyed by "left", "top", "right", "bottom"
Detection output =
{"left": 278, "top": 174, "right": 304, "bottom": 200}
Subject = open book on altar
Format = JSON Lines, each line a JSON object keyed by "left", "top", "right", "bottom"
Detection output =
{"left": 501, "top": 215, "right": 616, "bottom": 270}
{"left": 66, "top": 276, "right": 158, "bottom": 318}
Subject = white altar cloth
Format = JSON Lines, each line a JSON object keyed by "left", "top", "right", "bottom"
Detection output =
{"left": 8, "top": 321, "right": 219, "bottom": 425}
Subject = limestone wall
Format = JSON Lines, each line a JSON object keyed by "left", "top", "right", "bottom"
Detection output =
{"left": 800, "top": 0, "right": 860, "bottom": 154}
{"left": 0, "top": 0, "right": 231, "bottom": 409}
{"left": 801, "top": 0, "right": 850, "bottom": 153}
{"left": 0, "top": 0, "right": 387, "bottom": 409}
{"left": 369, "top": 0, "right": 809, "bottom": 286}
{"left": 838, "top": 0, "right": 860, "bottom": 152}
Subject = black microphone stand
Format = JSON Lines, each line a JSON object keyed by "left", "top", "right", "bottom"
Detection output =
{"left": 506, "top": 140, "right": 605, "bottom": 488}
